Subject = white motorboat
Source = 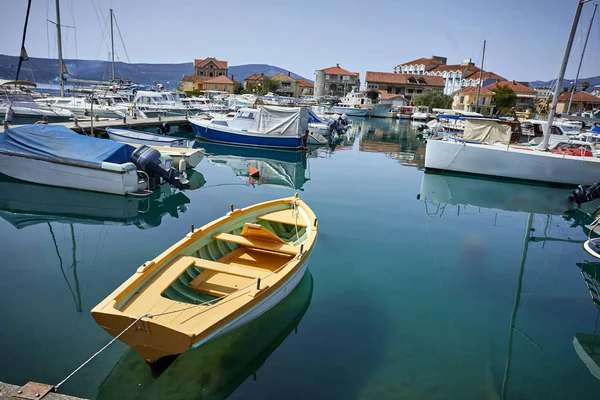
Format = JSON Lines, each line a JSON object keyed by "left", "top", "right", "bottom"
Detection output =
{"left": 106, "top": 127, "right": 193, "bottom": 148}
{"left": 37, "top": 96, "right": 128, "bottom": 119}
{"left": 0, "top": 125, "right": 154, "bottom": 195}
{"left": 411, "top": 106, "right": 430, "bottom": 121}
{"left": 132, "top": 91, "right": 188, "bottom": 117}
{"left": 330, "top": 88, "right": 391, "bottom": 118}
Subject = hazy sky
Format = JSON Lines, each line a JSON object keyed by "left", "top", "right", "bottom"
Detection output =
{"left": 1, "top": 0, "right": 599, "bottom": 84}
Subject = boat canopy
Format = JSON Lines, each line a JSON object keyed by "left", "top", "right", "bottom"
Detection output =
{"left": 0, "top": 125, "right": 135, "bottom": 166}
{"left": 462, "top": 119, "right": 512, "bottom": 144}
{"left": 256, "top": 106, "right": 309, "bottom": 136}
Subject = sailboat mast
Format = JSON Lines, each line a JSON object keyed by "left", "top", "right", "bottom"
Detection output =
{"left": 541, "top": 0, "right": 589, "bottom": 150}
{"left": 567, "top": 3, "right": 597, "bottom": 114}
{"left": 55, "top": 0, "right": 64, "bottom": 97}
{"left": 475, "top": 40, "right": 486, "bottom": 114}
{"left": 110, "top": 9, "right": 115, "bottom": 82}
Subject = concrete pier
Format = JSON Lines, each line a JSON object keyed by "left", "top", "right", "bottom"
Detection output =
{"left": 0, "top": 382, "right": 85, "bottom": 400}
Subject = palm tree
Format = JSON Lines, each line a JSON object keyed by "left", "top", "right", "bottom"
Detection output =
{"left": 582, "top": 81, "right": 590, "bottom": 92}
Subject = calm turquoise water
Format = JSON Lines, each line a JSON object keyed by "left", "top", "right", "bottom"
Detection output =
{"left": 1, "top": 118, "right": 600, "bottom": 399}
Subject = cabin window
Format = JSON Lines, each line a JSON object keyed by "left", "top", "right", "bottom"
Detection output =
{"left": 214, "top": 84, "right": 219, "bottom": 89}
{"left": 460, "top": 96, "right": 464, "bottom": 104}
{"left": 223, "top": 84, "right": 228, "bottom": 90}
{"left": 210, "top": 72, "right": 214, "bottom": 77}
{"left": 210, "top": 65, "right": 214, "bottom": 68}
{"left": 199, "top": 71, "right": 204, "bottom": 76}
{"left": 343, "top": 75, "right": 350, "bottom": 81}
{"left": 325, "top": 75, "right": 330, "bottom": 80}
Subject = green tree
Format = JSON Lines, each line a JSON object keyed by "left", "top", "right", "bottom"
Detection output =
{"left": 411, "top": 91, "right": 453, "bottom": 109}
{"left": 258, "top": 77, "right": 280, "bottom": 95}
{"left": 233, "top": 82, "right": 244, "bottom": 94}
{"left": 491, "top": 84, "right": 517, "bottom": 115}
{"left": 582, "top": 81, "right": 590, "bottom": 91}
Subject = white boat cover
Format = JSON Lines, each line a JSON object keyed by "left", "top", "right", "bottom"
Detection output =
{"left": 257, "top": 106, "right": 309, "bottom": 137}
{"left": 463, "top": 120, "right": 512, "bottom": 144}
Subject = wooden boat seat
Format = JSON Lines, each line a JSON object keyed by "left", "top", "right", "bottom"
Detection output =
{"left": 213, "top": 232, "right": 298, "bottom": 255}
{"left": 188, "top": 256, "right": 265, "bottom": 279}
{"left": 258, "top": 209, "right": 307, "bottom": 227}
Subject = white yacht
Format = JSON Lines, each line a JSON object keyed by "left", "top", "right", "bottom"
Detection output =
{"left": 132, "top": 91, "right": 188, "bottom": 117}
{"left": 330, "top": 88, "right": 390, "bottom": 118}
{"left": 0, "top": 80, "right": 73, "bottom": 124}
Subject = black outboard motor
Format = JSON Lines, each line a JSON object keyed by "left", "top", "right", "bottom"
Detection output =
{"left": 570, "top": 182, "right": 600, "bottom": 205}
{"left": 130, "top": 145, "right": 189, "bottom": 190}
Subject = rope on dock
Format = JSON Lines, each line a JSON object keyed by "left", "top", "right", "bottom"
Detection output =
{"left": 54, "top": 313, "right": 149, "bottom": 391}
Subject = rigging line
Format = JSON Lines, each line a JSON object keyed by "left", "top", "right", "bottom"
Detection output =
{"left": 67, "top": 0, "right": 78, "bottom": 67}
{"left": 46, "top": 0, "right": 51, "bottom": 58}
{"left": 112, "top": 13, "right": 131, "bottom": 64}
{"left": 69, "top": 224, "right": 82, "bottom": 313}
{"left": 48, "top": 223, "right": 80, "bottom": 313}
{"left": 94, "top": 15, "right": 111, "bottom": 62}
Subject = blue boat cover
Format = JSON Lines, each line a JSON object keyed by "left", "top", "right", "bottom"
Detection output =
{"left": 0, "top": 124, "right": 135, "bottom": 166}
{"left": 592, "top": 126, "right": 600, "bottom": 133}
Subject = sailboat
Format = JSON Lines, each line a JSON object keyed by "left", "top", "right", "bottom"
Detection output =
{"left": 424, "top": 0, "right": 600, "bottom": 186}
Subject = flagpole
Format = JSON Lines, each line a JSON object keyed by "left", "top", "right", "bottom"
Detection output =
{"left": 15, "top": 0, "right": 33, "bottom": 82}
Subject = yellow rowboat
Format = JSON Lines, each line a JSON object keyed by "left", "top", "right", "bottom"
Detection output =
{"left": 91, "top": 194, "right": 317, "bottom": 362}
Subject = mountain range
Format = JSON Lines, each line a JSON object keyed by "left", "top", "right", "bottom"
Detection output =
{"left": 524, "top": 76, "right": 599, "bottom": 91}
{"left": 0, "top": 54, "right": 310, "bottom": 86}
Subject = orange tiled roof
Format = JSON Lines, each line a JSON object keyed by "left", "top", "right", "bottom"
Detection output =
{"left": 194, "top": 57, "right": 228, "bottom": 69}
{"left": 557, "top": 91, "right": 600, "bottom": 103}
{"left": 245, "top": 73, "right": 266, "bottom": 81}
{"left": 204, "top": 75, "right": 235, "bottom": 84}
{"left": 377, "top": 91, "right": 407, "bottom": 101}
{"left": 365, "top": 72, "right": 445, "bottom": 87}
{"left": 485, "top": 80, "right": 535, "bottom": 94}
{"left": 296, "top": 79, "right": 313, "bottom": 87}
{"left": 181, "top": 75, "right": 207, "bottom": 83}
{"left": 322, "top": 66, "right": 359, "bottom": 77}
{"left": 453, "top": 85, "right": 493, "bottom": 95}
{"left": 271, "top": 73, "right": 296, "bottom": 82}
{"left": 398, "top": 57, "right": 446, "bottom": 67}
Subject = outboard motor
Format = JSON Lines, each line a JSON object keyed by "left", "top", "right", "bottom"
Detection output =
{"left": 569, "top": 182, "right": 600, "bottom": 205}
{"left": 130, "top": 145, "right": 189, "bottom": 190}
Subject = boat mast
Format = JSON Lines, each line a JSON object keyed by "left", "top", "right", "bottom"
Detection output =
{"left": 541, "top": 0, "right": 590, "bottom": 150}
{"left": 567, "top": 3, "right": 597, "bottom": 114}
{"left": 55, "top": 0, "right": 65, "bottom": 97}
{"left": 15, "top": 0, "right": 32, "bottom": 82}
{"left": 475, "top": 40, "right": 486, "bottom": 114}
{"left": 110, "top": 8, "right": 115, "bottom": 82}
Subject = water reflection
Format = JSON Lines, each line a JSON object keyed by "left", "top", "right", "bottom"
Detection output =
{"left": 97, "top": 271, "right": 314, "bottom": 400}
{"left": 575, "top": 261, "right": 600, "bottom": 381}
{"left": 201, "top": 142, "right": 310, "bottom": 190}
{"left": 0, "top": 174, "right": 202, "bottom": 229}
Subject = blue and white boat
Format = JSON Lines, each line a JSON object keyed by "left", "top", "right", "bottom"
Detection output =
{"left": 106, "top": 127, "right": 193, "bottom": 148}
{"left": 190, "top": 106, "right": 309, "bottom": 150}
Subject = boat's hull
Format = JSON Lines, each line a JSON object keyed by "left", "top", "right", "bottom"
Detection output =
{"left": 193, "top": 260, "right": 309, "bottom": 348}
{"left": 397, "top": 114, "right": 412, "bottom": 119}
{"left": 330, "top": 107, "right": 369, "bottom": 117}
{"left": 190, "top": 119, "right": 305, "bottom": 150}
{"left": 107, "top": 129, "right": 190, "bottom": 147}
{"left": 365, "top": 104, "right": 392, "bottom": 118}
{"left": 0, "top": 152, "right": 145, "bottom": 195}
{"left": 424, "top": 139, "right": 600, "bottom": 185}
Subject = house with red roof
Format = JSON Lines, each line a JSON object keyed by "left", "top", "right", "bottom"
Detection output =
{"left": 484, "top": 81, "right": 536, "bottom": 112}
{"left": 556, "top": 91, "right": 600, "bottom": 113}
{"left": 315, "top": 64, "right": 360, "bottom": 98}
{"left": 296, "top": 79, "right": 314, "bottom": 96}
{"left": 194, "top": 58, "right": 228, "bottom": 79}
{"left": 452, "top": 85, "right": 495, "bottom": 115}
{"left": 365, "top": 71, "right": 444, "bottom": 102}
{"left": 394, "top": 55, "right": 505, "bottom": 96}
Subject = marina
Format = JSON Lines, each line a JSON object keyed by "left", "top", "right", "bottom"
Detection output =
{"left": 2, "top": 0, "right": 600, "bottom": 398}
{"left": 1, "top": 119, "right": 600, "bottom": 399}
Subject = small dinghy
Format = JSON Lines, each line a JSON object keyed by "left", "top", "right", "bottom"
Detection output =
{"left": 106, "top": 127, "right": 193, "bottom": 148}
{"left": 92, "top": 194, "right": 317, "bottom": 362}
{"left": 584, "top": 238, "right": 600, "bottom": 259}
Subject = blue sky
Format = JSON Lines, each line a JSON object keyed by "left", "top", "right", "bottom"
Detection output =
{"left": 1, "top": 0, "right": 599, "bottom": 83}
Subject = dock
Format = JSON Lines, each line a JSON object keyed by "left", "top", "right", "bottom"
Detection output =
{"left": 0, "top": 381, "right": 85, "bottom": 400}
{"left": 0, "top": 115, "right": 193, "bottom": 137}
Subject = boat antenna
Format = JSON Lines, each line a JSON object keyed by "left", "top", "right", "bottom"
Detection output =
{"left": 15, "top": 0, "right": 32, "bottom": 82}
{"left": 475, "top": 39, "right": 486, "bottom": 114}
{"left": 55, "top": 0, "right": 65, "bottom": 97}
{"left": 567, "top": 3, "right": 597, "bottom": 114}
{"left": 541, "top": 0, "right": 590, "bottom": 150}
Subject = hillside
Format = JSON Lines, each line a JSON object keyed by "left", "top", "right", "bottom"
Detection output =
{"left": 528, "top": 75, "right": 600, "bottom": 91}
{"left": 0, "top": 54, "right": 310, "bottom": 86}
